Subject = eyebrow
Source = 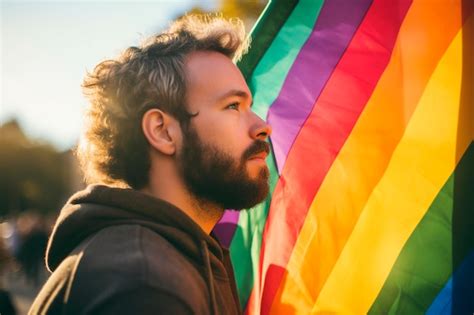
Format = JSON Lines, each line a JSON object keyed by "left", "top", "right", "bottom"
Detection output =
{"left": 216, "top": 89, "right": 251, "bottom": 102}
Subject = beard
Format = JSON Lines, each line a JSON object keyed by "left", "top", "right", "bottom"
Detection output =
{"left": 178, "top": 125, "right": 270, "bottom": 210}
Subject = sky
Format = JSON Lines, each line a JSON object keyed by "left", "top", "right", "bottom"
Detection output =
{"left": 1, "top": 0, "right": 216, "bottom": 150}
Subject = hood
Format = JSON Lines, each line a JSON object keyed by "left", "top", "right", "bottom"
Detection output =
{"left": 46, "top": 185, "right": 227, "bottom": 276}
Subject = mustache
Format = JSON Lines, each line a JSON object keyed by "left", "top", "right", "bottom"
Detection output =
{"left": 242, "top": 140, "right": 270, "bottom": 161}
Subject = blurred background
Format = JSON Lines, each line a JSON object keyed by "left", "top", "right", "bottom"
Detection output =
{"left": 0, "top": 0, "right": 267, "bottom": 313}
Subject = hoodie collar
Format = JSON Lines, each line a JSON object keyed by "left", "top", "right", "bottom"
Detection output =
{"left": 46, "top": 185, "right": 226, "bottom": 275}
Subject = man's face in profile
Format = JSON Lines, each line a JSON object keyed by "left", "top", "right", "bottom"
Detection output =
{"left": 177, "top": 51, "right": 272, "bottom": 210}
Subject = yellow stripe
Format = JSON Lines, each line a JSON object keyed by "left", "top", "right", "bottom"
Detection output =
{"left": 311, "top": 18, "right": 472, "bottom": 314}
{"left": 270, "top": 2, "right": 467, "bottom": 314}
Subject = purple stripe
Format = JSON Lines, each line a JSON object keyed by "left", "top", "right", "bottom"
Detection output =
{"left": 267, "top": 0, "right": 373, "bottom": 172}
{"left": 213, "top": 210, "right": 240, "bottom": 247}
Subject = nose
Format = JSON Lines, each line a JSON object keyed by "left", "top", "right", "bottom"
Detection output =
{"left": 249, "top": 112, "right": 272, "bottom": 141}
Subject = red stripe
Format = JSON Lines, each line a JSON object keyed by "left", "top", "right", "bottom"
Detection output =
{"left": 252, "top": 1, "right": 414, "bottom": 314}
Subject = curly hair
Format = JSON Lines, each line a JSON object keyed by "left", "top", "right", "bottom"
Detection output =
{"left": 78, "top": 14, "right": 248, "bottom": 189}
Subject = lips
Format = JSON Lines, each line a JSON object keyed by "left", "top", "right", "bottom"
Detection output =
{"left": 248, "top": 151, "right": 268, "bottom": 160}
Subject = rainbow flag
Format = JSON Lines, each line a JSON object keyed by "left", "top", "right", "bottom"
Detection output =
{"left": 213, "top": 0, "right": 474, "bottom": 314}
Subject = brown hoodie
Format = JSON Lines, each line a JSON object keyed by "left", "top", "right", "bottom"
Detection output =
{"left": 29, "top": 185, "right": 241, "bottom": 315}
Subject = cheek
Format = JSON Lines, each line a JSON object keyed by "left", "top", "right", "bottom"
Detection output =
{"left": 194, "top": 113, "right": 248, "bottom": 157}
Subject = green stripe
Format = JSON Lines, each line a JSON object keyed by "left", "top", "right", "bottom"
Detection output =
{"left": 247, "top": 0, "right": 324, "bottom": 120}
{"left": 369, "top": 142, "right": 474, "bottom": 314}
{"left": 237, "top": 0, "right": 298, "bottom": 81}
{"left": 231, "top": 0, "right": 325, "bottom": 308}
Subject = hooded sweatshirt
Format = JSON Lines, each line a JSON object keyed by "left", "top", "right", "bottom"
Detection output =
{"left": 29, "top": 185, "right": 242, "bottom": 315}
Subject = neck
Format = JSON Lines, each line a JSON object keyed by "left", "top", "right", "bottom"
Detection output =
{"left": 188, "top": 196, "right": 224, "bottom": 234}
{"left": 141, "top": 164, "right": 224, "bottom": 234}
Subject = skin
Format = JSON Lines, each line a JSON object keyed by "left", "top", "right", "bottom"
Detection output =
{"left": 141, "top": 51, "right": 272, "bottom": 234}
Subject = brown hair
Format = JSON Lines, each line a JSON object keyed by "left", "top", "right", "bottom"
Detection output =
{"left": 78, "top": 14, "right": 248, "bottom": 189}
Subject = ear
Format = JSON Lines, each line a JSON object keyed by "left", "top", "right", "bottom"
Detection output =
{"left": 142, "top": 109, "right": 180, "bottom": 156}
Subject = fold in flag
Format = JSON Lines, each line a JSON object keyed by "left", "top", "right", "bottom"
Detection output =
{"left": 213, "top": 0, "right": 474, "bottom": 314}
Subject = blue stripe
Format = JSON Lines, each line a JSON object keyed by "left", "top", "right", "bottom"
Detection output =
{"left": 426, "top": 250, "right": 474, "bottom": 315}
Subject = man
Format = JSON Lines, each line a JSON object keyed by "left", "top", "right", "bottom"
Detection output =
{"left": 29, "top": 14, "right": 271, "bottom": 315}
{"left": 1, "top": 234, "right": 17, "bottom": 315}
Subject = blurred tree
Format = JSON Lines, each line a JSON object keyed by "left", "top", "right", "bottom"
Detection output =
{"left": 219, "top": 0, "right": 267, "bottom": 22}
{"left": 181, "top": 0, "right": 268, "bottom": 32}
{"left": 219, "top": 0, "right": 268, "bottom": 32}
{"left": 0, "top": 120, "right": 71, "bottom": 216}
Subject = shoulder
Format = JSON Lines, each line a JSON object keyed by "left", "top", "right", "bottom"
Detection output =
{"left": 79, "top": 284, "right": 196, "bottom": 315}
{"left": 61, "top": 224, "right": 209, "bottom": 314}
{"left": 77, "top": 224, "right": 206, "bottom": 286}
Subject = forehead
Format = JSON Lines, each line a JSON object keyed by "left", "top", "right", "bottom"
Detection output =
{"left": 184, "top": 51, "right": 250, "bottom": 104}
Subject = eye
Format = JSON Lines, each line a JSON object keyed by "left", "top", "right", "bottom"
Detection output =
{"left": 226, "top": 102, "right": 240, "bottom": 111}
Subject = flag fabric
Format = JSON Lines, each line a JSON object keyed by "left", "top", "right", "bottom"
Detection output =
{"left": 213, "top": 0, "right": 474, "bottom": 314}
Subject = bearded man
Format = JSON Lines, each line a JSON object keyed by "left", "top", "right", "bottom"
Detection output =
{"left": 30, "top": 15, "right": 271, "bottom": 315}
